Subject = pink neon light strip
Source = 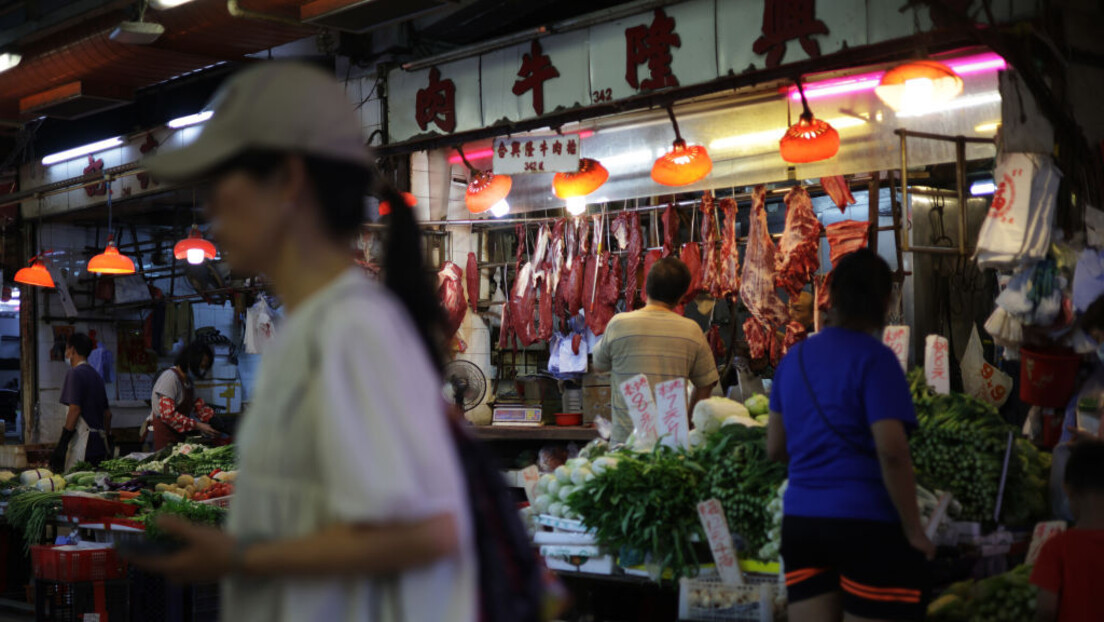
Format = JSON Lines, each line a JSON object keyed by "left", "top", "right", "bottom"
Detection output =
{"left": 789, "top": 52, "right": 1007, "bottom": 101}
{"left": 448, "top": 130, "right": 595, "bottom": 164}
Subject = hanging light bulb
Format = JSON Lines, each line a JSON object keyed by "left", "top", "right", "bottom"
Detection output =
{"left": 780, "top": 79, "right": 840, "bottom": 164}
{"left": 566, "top": 196, "right": 587, "bottom": 216}
{"left": 652, "top": 107, "right": 712, "bottom": 186}
{"left": 553, "top": 158, "right": 609, "bottom": 198}
{"left": 875, "top": 60, "right": 963, "bottom": 113}
{"left": 379, "top": 192, "right": 417, "bottom": 217}
{"left": 88, "top": 236, "right": 137, "bottom": 275}
{"left": 173, "top": 225, "right": 217, "bottom": 265}
{"left": 457, "top": 146, "right": 513, "bottom": 215}
{"left": 14, "top": 257, "right": 55, "bottom": 288}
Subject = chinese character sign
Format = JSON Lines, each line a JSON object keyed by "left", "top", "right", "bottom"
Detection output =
{"left": 415, "top": 67, "right": 457, "bottom": 133}
{"left": 697, "top": 499, "right": 743, "bottom": 585}
{"left": 494, "top": 136, "right": 580, "bottom": 175}
{"left": 619, "top": 374, "right": 660, "bottom": 448}
{"left": 924, "top": 335, "right": 951, "bottom": 395}
{"left": 753, "top": 0, "right": 829, "bottom": 68}
{"left": 512, "top": 39, "right": 560, "bottom": 116}
{"left": 882, "top": 326, "right": 910, "bottom": 371}
{"left": 655, "top": 378, "right": 690, "bottom": 449}
{"left": 625, "top": 8, "right": 681, "bottom": 91}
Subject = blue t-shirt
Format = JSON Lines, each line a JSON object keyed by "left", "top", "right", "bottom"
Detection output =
{"left": 770, "top": 327, "right": 917, "bottom": 523}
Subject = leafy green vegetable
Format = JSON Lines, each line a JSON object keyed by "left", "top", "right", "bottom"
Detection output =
{"left": 140, "top": 499, "right": 226, "bottom": 543}
{"left": 6, "top": 490, "right": 62, "bottom": 551}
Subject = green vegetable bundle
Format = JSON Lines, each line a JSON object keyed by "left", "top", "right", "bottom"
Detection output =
{"left": 908, "top": 370, "right": 1050, "bottom": 525}
{"left": 928, "top": 565, "right": 1036, "bottom": 621}
{"left": 161, "top": 445, "right": 236, "bottom": 475}
{"left": 99, "top": 457, "right": 140, "bottom": 477}
{"left": 140, "top": 499, "right": 226, "bottom": 543}
{"left": 6, "top": 490, "right": 62, "bottom": 551}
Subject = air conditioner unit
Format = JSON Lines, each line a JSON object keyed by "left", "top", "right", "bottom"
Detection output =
{"left": 300, "top": 0, "right": 455, "bottom": 33}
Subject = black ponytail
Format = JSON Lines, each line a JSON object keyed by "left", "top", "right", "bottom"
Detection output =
{"left": 373, "top": 175, "right": 446, "bottom": 373}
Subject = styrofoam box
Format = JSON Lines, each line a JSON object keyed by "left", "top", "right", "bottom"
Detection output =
{"left": 541, "top": 545, "right": 614, "bottom": 575}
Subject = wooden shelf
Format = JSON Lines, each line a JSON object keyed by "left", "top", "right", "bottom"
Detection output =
{"left": 469, "top": 425, "right": 599, "bottom": 441}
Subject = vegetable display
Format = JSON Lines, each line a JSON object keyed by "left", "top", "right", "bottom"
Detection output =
{"left": 6, "top": 490, "right": 62, "bottom": 551}
{"left": 927, "top": 565, "right": 1036, "bottom": 621}
{"left": 908, "top": 370, "right": 1049, "bottom": 525}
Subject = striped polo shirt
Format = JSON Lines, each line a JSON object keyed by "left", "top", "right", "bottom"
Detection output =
{"left": 592, "top": 308, "right": 720, "bottom": 443}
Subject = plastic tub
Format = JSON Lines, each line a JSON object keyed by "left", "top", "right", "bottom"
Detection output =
{"left": 555, "top": 413, "right": 583, "bottom": 426}
{"left": 1020, "top": 347, "right": 1081, "bottom": 408}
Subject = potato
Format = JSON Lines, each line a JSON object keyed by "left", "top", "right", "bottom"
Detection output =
{"left": 185, "top": 485, "right": 196, "bottom": 496}
{"left": 177, "top": 474, "right": 194, "bottom": 487}
{"left": 196, "top": 476, "right": 213, "bottom": 491}
{"left": 156, "top": 483, "right": 170, "bottom": 492}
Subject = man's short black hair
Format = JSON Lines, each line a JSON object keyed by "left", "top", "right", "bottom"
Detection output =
{"left": 1065, "top": 441, "right": 1104, "bottom": 494}
{"left": 1084, "top": 295, "right": 1104, "bottom": 335}
{"left": 646, "top": 257, "right": 692, "bottom": 306}
{"left": 67, "top": 333, "right": 94, "bottom": 358}
{"left": 175, "top": 341, "right": 214, "bottom": 377}
{"left": 830, "top": 248, "right": 893, "bottom": 331}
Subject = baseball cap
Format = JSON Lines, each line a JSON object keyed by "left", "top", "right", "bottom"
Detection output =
{"left": 146, "top": 62, "right": 370, "bottom": 182}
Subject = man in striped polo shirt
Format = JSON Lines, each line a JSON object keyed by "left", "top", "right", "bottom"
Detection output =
{"left": 592, "top": 257, "right": 720, "bottom": 444}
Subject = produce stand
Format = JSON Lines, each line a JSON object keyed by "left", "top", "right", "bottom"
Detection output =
{"left": 471, "top": 425, "right": 599, "bottom": 442}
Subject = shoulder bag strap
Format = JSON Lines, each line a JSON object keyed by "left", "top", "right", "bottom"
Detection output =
{"left": 797, "top": 342, "right": 877, "bottom": 458}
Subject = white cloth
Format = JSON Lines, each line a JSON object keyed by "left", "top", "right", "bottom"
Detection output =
{"left": 243, "top": 299, "right": 277, "bottom": 354}
{"left": 223, "top": 269, "right": 476, "bottom": 622}
{"left": 64, "top": 417, "right": 91, "bottom": 473}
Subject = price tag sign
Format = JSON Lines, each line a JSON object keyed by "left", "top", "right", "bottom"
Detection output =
{"left": 494, "top": 136, "right": 580, "bottom": 175}
{"left": 619, "top": 374, "right": 660, "bottom": 447}
{"left": 654, "top": 378, "right": 690, "bottom": 449}
{"left": 882, "top": 325, "right": 910, "bottom": 371}
{"left": 697, "top": 499, "right": 743, "bottom": 585}
{"left": 1026, "top": 521, "right": 1067, "bottom": 566}
{"left": 520, "top": 464, "right": 541, "bottom": 505}
{"left": 925, "top": 335, "right": 951, "bottom": 395}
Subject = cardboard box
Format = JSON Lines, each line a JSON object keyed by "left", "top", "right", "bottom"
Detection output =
{"left": 582, "top": 372, "right": 611, "bottom": 425}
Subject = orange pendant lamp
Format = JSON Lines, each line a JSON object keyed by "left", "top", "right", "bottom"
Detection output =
{"left": 553, "top": 158, "right": 609, "bottom": 215}
{"left": 379, "top": 192, "right": 417, "bottom": 217}
{"left": 174, "top": 225, "right": 217, "bottom": 265}
{"left": 458, "top": 147, "right": 512, "bottom": 217}
{"left": 88, "top": 183, "right": 136, "bottom": 275}
{"left": 780, "top": 79, "right": 840, "bottom": 164}
{"left": 14, "top": 257, "right": 54, "bottom": 288}
{"left": 652, "top": 107, "right": 712, "bottom": 186}
{"left": 875, "top": 59, "right": 963, "bottom": 113}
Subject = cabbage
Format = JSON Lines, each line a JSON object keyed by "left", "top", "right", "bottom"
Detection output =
{"left": 688, "top": 430, "right": 704, "bottom": 447}
{"left": 534, "top": 494, "right": 553, "bottom": 515}
{"left": 554, "top": 465, "right": 572, "bottom": 484}
{"left": 0, "top": 470, "right": 14, "bottom": 483}
{"left": 547, "top": 478, "right": 562, "bottom": 498}
{"left": 745, "top": 393, "right": 770, "bottom": 417}
{"left": 558, "top": 485, "right": 576, "bottom": 502}
{"left": 548, "top": 502, "right": 565, "bottom": 518}
{"left": 565, "top": 458, "right": 589, "bottom": 469}
{"left": 35, "top": 476, "right": 61, "bottom": 491}
{"left": 692, "top": 398, "right": 751, "bottom": 435}
{"left": 20, "top": 469, "right": 52, "bottom": 486}
{"left": 537, "top": 474, "right": 555, "bottom": 494}
{"left": 570, "top": 468, "right": 591, "bottom": 486}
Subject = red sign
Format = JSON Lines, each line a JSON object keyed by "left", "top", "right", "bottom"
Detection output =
{"left": 753, "top": 0, "right": 829, "bottom": 68}
{"left": 83, "top": 156, "right": 108, "bottom": 197}
{"left": 512, "top": 39, "right": 560, "bottom": 116}
{"left": 625, "top": 8, "right": 681, "bottom": 91}
{"left": 415, "top": 67, "right": 457, "bottom": 133}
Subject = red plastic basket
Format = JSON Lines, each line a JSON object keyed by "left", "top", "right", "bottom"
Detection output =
{"left": 1020, "top": 347, "right": 1081, "bottom": 408}
{"left": 61, "top": 495, "right": 138, "bottom": 522}
{"left": 31, "top": 546, "right": 126, "bottom": 582}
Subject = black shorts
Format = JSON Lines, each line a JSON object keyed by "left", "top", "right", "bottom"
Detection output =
{"left": 781, "top": 515, "right": 930, "bottom": 621}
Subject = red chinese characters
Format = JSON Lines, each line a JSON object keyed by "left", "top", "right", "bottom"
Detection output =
{"left": 415, "top": 67, "right": 457, "bottom": 133}
{"left": 620, "top": 375, "right": 659, "bottom": 442}
{"left": 136, "top": 132, "right": 159, "bottom": 190}
{"left": 753, "top": 0, "right": 829, "bottom": 69}
{"left": 932, "top": 339, "right": 948, "bottom": 380}
{"left": 83, "top": 156, "right": 107, "bottom": 197}
{"left": 512, "top": 39, "right": 560, "bottom": 116}
{"left": 625, "top": 8, "right": 681, "bottom": 91}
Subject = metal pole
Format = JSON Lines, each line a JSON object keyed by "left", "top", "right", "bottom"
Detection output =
{"left": 955, "top": 136, "right": 969, "bottom": 257}
{"left": 899, "top": 132, "right": 911, "bottom": 253}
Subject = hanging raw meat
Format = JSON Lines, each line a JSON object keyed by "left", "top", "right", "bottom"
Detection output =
{"left": 661, "top": 203, "right": 678, "bottom": 257}
{"left": 642, "top": 249, "right": 663, "bottom": 298}
{"left": 437, "top": 261, "right": 467, "bottom": 339}
{"left": 776, "top": 187, "right": 822, "bottom": 300}
{"left": 624, "top": 212, "right": 644, "bottom": 310}
{"left": 821, "top": 176, "right": 856, "bottom": 213}
{"left": 815, "top": 273, "right": 832, "bottom": 312}
{"left": 509, "top": 263, "right": 539, "bottom": 347}
{"left": 565, "top": 218, "right": 578, "bottom": 270}
{"left": 548, "top": 220, "right": 566, "bottom": 322}
{"left": 578, "top": 216, "right": 591, "bottom": 257}
{"left": 700, "top": 192, "right": 722, "bottom": 297}
{"left": 586, "top": 252, "right": 620, "bottom": 336}
{"left": 537, "top": 274, "right": 554, "bottom": 342}
{"left": 740, "top": 186, "right": 788, "bottom": 362}
{"left": 715, "top": 198, "right": 741, "bottom": 301}
{"left": 563, "top": 261, "right": 585, "bottom": 317}
{"left": 611, "top": 213, "right": 630, "bottom": 250}
{"left": 681, "top": 242, "right": 703, "bottom": 305}
{"left": 466, "top": 252, "right": 479, "bottom": 314}
{"left": 826, "top": 220, "right": 870, "bottom": 268}
{"left": 706, "top": 325, "right": 725, "bottom": 361}
{"left": 783, "top": 321, "right": 808, "bottom": 356}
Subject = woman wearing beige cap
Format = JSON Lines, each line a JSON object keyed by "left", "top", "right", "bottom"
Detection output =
{"left": 133, "top": 62, "right": 476, "bottom": 622}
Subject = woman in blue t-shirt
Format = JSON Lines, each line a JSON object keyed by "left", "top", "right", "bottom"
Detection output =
{"left": 767, "top": 249, "right": 934, "bottom": 622}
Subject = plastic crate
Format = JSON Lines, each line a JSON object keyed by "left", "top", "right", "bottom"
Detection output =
{"left": 79, "top": 518, "right": 146, "bottom": 546}
{"left": 678, "top": 574, "right": 779, "bottom": 622}
{"left": 31, "top": 545, "right": 126, "bottom": 582}
{"left": 35, "top": 579, "right": 129, "bottom": 622}
{"left": 62, "top": 495, "right": 139, "bottom": 522}
{"left": 196, "top": 495, "right": 232, "bottom": 509}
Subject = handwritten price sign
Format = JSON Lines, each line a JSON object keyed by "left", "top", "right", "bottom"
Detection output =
{"left": 970, "top": 362, "right": 1012, "bottom": 407}
{"left": 697, "top": 499, "right": 743, "bottom": 585}
{"left": 882, "top": 325, "right": 910, "bottom": 371}
{"left": 654, "top": 378, "right": 690, "bottom": 449}
{"left": 520, "top": 464, "right": 541, "bottom": 505}
{"left": 619, "top": 374, "right": 660, "bottom": 448}
{"left": 925, "top": 335, "right": 951, "bottom": 395}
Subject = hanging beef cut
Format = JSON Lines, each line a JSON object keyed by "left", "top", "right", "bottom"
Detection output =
{"left": 642, "top": 249, "right": 663, "bottom": 297}
{"left": 624, "top": 212, "right": 644, "bottom": 310}
{"left": 611, "top": 213, "right": 630, "bottom": 250}
{"left": 577, "top": 216, "right": 591, "bottom": 257}
{"left": 700, "top": 192, "right": 721, "bottom": 297}
{"left": 715, "top": 198, "right": 741, "bottom": 301}
{"left": 783, "top": 321, "right": 808, "bottom": 356}
{"left": 661, "top": 203, "right": 678, "bottom": 257}
{"left": 466, "top": 252, "right": 479, "bottom": 314}
{"left": 706, "top": 325, "right": 725, "bottom": 361}
{"left": 509, "top": 263, "right": 539, "bottom": 346}
{"left": 821, "top": 176, "right": 856, "bottom": 213}
{"left": 681, "top": 242, "right": 703, "bottom": 306}
{"left": 826, "top": 220, "right": 870, "bottom": 268}
{"left": 585, "top": 251, "right": 621, "bottom": 336}
{"left": 740, "top": 186, "right": 788, "bottom": 362}
{"left": 548, "top": 220, "right": 566, "bottom": 322}
{"left": 776, "top": 186, "right": 822, "bottom": 300}
{"left": 537, "top": 274, "right": 554, "bottom": 342}
{"left": 437, "top": 261, "right": 467, "bottom": 339}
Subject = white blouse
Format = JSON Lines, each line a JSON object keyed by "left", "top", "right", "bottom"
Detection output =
{"left": 223, "top": 269, "right": 476, "bottom": 622}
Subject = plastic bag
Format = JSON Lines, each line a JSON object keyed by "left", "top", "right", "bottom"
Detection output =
{"left": 961, "top": 325, "right": 1013, "bottom": 408}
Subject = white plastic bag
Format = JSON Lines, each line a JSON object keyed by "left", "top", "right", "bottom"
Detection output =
{"left": 975, "top": 153, "right": 1059, "bottom": 269}
{"left": 961, "top": 325, "right": 1013, "bottom": 408}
